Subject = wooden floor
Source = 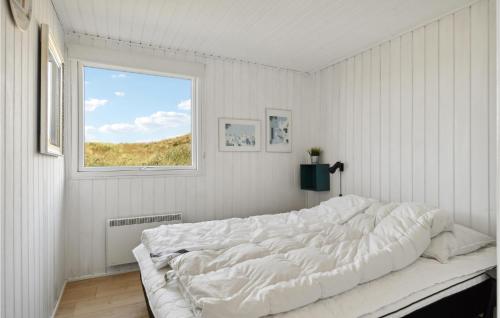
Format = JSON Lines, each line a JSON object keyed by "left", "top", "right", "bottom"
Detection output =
{"left": 55, "top": 271, "right": 149, "bottom": 318}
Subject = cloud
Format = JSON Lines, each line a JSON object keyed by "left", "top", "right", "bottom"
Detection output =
{"left": 85, "top": 125, "right": 96, "bottom": 134}
{"left": 177, "top": 99, "right": 191, "bottom": 111}
{"left": 85, "top": 126, "right": 97, "bottom": 140}
{"left": 85, "top": 98, "right": 108, "bottom": 112}
{"left": 98, "top": 123, "right": 136, "bottom": 134}
{"left": 97, "top": 111, "right": 190, "bottom": 134}
{"left": 135, "top": 111, "right": 190, "bottom": 130}
{"left": 111, "top": 73, "right": 127, "bottom": 78}
{"left": 114, "top": 91, "right": 125, "bottom": 97}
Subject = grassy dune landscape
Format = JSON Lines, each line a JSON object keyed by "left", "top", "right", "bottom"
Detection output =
{"left": 85, "top": 134, "right": 192, "bottom": 167}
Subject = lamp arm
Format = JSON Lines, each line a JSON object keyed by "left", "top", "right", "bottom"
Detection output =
{"left": 328, "top": 161, "right": 344, "bottom": 174}
{"left": 329, "top": 161, "right": 344, "bottom": 197}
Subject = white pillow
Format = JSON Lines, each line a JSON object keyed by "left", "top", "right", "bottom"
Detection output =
{"left": 429, "top": 208, "right": 454, "bottom": 238}
{"left": 422, "top": 224, "right": 495, "bottom": 263}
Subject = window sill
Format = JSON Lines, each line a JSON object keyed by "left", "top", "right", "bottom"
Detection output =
{"left": 69, "top": 167, "right": 202, "bottom": 180}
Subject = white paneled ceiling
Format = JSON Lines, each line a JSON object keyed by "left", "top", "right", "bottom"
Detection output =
{"left": 53, "top": 0, "right": 473, "bottom": 72}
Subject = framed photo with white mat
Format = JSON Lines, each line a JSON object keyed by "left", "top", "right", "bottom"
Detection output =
{"left": 218, "top": 118, "right": 261, "bottom": 152}
{"left": 266, "top": 108, "right": 291, "bottom": 152}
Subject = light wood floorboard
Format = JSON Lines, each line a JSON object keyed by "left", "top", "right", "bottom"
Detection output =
{"left": 55, "top": 271, "right": 149, "bottom": 318}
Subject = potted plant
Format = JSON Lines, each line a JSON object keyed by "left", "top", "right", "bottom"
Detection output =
{"left": 308, "top": 147, "right": 321, "bottom": 164}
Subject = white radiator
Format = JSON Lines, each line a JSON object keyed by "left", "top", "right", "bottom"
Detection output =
{"left": 106, "top": 213, "right": 182, "bottom": 267}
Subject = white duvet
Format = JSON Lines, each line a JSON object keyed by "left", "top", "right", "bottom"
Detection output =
{"left": 141, "top": 195, "right": 453, "bottom": 318}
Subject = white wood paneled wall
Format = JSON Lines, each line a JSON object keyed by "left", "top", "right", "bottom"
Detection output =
{"left": 314, "top": 0, "right": 496, "bottom": 236}
{"left": 0, "top": 0, "right": 66, "bottom": 317}
{"left": 64, "top": 34, "right": 312, "bottom": 279}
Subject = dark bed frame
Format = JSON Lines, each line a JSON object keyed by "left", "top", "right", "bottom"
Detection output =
{"left": 140, "top": 270, "right": 496, "bottom": 318}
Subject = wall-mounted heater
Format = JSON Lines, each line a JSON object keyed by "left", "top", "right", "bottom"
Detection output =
{"left": 106, "top": 213, "right": 182, "bottom": 267}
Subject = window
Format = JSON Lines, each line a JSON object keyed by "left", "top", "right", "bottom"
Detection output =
{"left": 79, "top": 63, "right": 198, "bottom": 173}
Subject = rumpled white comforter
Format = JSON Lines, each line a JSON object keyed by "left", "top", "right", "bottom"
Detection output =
{"left": 141, "top": 195, "right": 453, "bottom": 318}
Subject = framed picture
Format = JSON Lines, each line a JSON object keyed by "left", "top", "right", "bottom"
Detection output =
{"left": 8, "top": 0, "right": 32, "bottom": 31}
{"left": 266, "top": 108, "right": 292, "bottom": 152}
{"left": 40, "top": 24, "right": 64, "bottom": 156}
{"left": 218, "top": 118, "right": 261, "bottom": 152}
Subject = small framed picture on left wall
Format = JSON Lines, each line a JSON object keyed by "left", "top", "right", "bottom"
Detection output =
{"left": 39, "top": 24, "right": 64, "bottom": 156}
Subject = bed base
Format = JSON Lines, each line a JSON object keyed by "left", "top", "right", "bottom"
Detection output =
{"left": 140, "top": 272, "right": 495, "bottom": 318}
{"left": 382, "top": 274, "right": 495, "bottom": 318}
{"left": 140, "top": 274, "right": 156, "bottom": 318}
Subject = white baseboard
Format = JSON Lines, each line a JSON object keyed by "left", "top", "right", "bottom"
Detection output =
{"left": 67, "top": 263, "right": 139, "bottom": 282}
{"left": 50, "top": 280, "right": 67, "bottom": 318}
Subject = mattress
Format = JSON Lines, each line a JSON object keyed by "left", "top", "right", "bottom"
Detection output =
{"left": 133, "top": 244, "right": 496, "bottom": 318}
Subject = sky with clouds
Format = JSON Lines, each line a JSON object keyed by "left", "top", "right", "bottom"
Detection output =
{"left": 84, "top": 66, "right": 192, "bottom": 143}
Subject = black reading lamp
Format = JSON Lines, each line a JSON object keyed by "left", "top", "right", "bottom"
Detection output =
{"left": 329, "top": 161, "right": 344, "bottom": 196}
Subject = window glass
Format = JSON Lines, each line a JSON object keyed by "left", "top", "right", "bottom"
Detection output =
{"left": 82, "top": 66, "right": 193, "bottom": 168}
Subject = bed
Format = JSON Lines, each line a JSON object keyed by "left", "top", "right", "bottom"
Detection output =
{"left": 134, "top": 245, "right": 496, "bottom": 318}
{"left": 134, "top": 196, "right": 497, "bottom": 318}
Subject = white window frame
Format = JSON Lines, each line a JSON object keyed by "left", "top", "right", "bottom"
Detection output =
{"left": 71, "top": 45, "right": 204, "bottom": 177}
